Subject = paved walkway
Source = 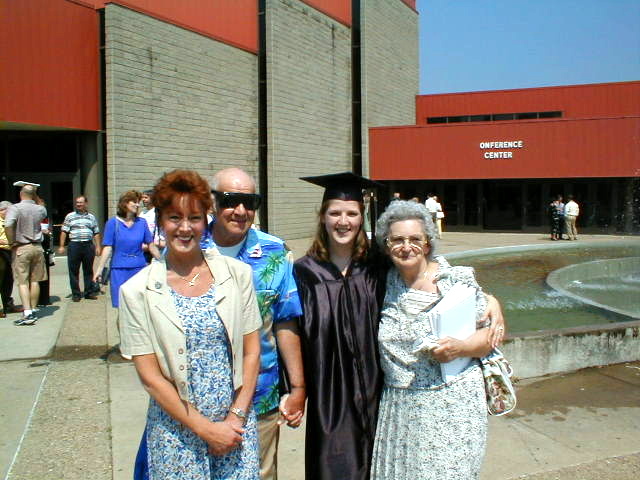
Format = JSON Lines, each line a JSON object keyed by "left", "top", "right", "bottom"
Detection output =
{"left": 1, "top": 233, "right": 639, "bottom": 479}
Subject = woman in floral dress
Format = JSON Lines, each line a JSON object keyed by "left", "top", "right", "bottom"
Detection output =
{"left": 371, "top": 201, "right": 495, "bottom": 480}
{"left": 119, "top": 169, "right": 261, "bottom": 479}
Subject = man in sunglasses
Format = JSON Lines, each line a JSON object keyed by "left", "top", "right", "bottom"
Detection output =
{"left": 204, "top": 167, "right": 305, "bottom": 480}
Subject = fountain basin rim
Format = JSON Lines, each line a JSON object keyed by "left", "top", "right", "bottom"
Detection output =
{"left": 546, "top": 257, "right": 640, "bottom": 319}
{"left": 443, "top": 238, "right": 639, "bottom": 262}
{"left": 502, "top": 319, "right": 640, "bottom": 341}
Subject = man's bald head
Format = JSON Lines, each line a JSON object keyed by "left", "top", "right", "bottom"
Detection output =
{"left": 211, "top": 168, "right": 256, "bottom": 193}
{"left": 20, "top": 185, "right": 37, "bottom": 199}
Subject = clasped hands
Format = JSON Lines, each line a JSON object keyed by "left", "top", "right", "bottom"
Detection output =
{"left": 279, "top": 386, "right": 305, "bottom": 429}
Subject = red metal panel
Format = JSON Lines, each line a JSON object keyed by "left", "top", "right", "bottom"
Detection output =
{"left": 370, "top": 117, "right": 640, "bottom": 180}
{"left": 298, "top": 0, "right": 351, "bottom": 26}
{"left": 99, "top": 0, "right": 258, "bottom": 53}
{"left": 0, "top": 0, "right": 100, "bottom": 130}
{"left": 416, "top": 81, "right": 640, "bottom": 124}
{"left": 400, "top": 0, "right": 417, "bottom": 11}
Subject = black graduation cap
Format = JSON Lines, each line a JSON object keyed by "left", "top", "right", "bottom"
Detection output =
{"left": 300, "top": 171, "right": 384, "bottom": 203}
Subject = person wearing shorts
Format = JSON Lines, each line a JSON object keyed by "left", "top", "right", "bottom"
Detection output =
{"left": 4, "top": 185, "right": 47, "bottom": 325}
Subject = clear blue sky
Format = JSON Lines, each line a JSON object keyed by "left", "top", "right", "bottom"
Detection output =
{"left": 418, "top": 0, "right": 640, "bottom": 94}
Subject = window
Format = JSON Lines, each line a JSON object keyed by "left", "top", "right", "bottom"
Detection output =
{"left": 539, "top": 111, "right": 562, "bottom": 119}
{"left": 427, "top": 117, "right": 447, "bottom": 124}
{"left": 492, "top": 113, "right": 515, "bottom": 121}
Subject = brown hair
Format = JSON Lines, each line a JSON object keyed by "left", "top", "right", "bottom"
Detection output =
{"left": 307, "top": 199, "right": 369, "bottom": 263}
{"left": 116, "top": 190, "right": 142, "bottom": 218}
{"left": 152, "top": 169, "right": 212, "bottom": 220}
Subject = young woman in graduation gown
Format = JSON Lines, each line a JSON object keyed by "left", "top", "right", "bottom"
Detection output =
{"left": 294, "top": 173, "right": 386, "bottom": 480}
{"left": 293, "top": 173, "right": 507, "bottom": 480}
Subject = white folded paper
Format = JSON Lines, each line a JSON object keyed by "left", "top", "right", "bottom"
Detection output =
{"left": 412, "top": 282, "right": 477, "bottom": 382}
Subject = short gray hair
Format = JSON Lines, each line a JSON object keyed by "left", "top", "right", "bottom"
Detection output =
{"left": 375, "top": 200, "right": 437, "bottom": 259}
{"left": 0, "top": 201, "right": 11, "bottom": 210}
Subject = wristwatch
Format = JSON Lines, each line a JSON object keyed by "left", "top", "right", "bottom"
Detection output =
{"left": 230, "top": 407, "right": 248, "bottom": 424}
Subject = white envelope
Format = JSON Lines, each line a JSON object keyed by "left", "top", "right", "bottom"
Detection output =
{"left": 432, "top": 283, "right": 477, "bottom": 382}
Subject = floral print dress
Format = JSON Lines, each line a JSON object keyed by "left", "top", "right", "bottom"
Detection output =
{"left": 145, "top": 285, "right": 259, "bottom": 480}
{"left": 371, "top": 257, "right": 488, "bottom": 480}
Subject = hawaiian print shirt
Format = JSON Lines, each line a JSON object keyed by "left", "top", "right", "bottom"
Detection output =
{"left": 201, "top": 225, "right": 303, "bottom": 415}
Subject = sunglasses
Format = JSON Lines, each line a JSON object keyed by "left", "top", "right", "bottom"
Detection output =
{"left": 212, "top": 190, "right": 262, "bottom": 210}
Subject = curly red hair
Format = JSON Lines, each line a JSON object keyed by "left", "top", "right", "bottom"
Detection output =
{"left": 152, "top": 169, "right": 212, "bottom": 220}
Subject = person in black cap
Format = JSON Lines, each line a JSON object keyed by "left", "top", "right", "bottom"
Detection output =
{"left": 294, "top": 172, "right": 384, "bottom": 480}
{"left": 294, "top": 172, "right": 506, "bottom": 480}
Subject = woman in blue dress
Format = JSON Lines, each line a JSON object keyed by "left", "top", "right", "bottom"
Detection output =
{"left": 119, "top": 170, "right": 262, "bottom": 479}
{"left": 94, "top": 190, "right": 161, "bottom": 307}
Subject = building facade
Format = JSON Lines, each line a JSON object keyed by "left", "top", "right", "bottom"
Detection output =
{"left": 1, "top": 0, "right": 418, "bottom": 240}
{"left": 370, "top": 81, "right": 640, "bottom": 233}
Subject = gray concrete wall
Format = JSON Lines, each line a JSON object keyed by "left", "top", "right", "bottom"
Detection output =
{"left": 503, "top": 321, "right": 640, "bottom": 379}
{"left": 360, "top": 0, "right": 419, "bottom": 177}
{"left": 265, "top": 0, "right": 352, "bottom": 240}
{"left": 104, "top": 4, "right": 258, "bottom": 215}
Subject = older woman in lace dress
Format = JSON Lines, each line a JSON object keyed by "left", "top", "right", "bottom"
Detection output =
{"left": 371, "top": 200, "right": 494, "bottom": 480}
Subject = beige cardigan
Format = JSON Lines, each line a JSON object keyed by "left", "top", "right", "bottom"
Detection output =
{"left": 118, "top": 249, "right": 262, "bottom": 401}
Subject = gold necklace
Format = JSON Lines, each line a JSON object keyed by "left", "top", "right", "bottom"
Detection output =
{"left": 171, "top": 264, "right": 203, "bottom": 287}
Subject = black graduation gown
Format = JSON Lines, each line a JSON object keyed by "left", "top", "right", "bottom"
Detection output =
{"left": 294, "top": 256, "right": 386, "bottom": 480}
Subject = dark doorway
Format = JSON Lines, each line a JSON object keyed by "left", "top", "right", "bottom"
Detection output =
{"left": 483, "top": 183, "right": 522, "bottom": 229}
{"left": 464, "top": 183, "right": 478, "bottom": 225}
{"left": 525, "top": 183, "right": 542, "bottom": 226}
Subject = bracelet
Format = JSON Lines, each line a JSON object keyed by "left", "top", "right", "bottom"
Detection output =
{"left": 230, "top": 407, "right": 248, "bottom": 424}
{"left": 291, "top": 385, "right": 306, "bottom": 389}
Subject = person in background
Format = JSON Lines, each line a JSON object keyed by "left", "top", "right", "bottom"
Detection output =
{"left": 434, "top": 195, "right": 444, "bottom": 239}
{"left": 424, "top": 193, "right": 438, "bottom": 224}
{"left": 93, "top": 190, "right": 161, "bottom": 308}
{"left": 564, "top": 195, "right": 580, "bottom": 240}
{"left": 0, "top": 201, "right": 18, "bottom": 317}
{"left": 36, "top": 193, "right": 53, "bottom": 307}
{"left": 4, "top": 185, "right": 47, "bottom": 325}
{"left": 120, "top": 169, "right": 261, "bottom": 479}
{"left": 140, "top": 189, "right": 165, "bottom": 263}
{"left": 371, "top": 200, "right": 493, "bottom": 479}
{"left": 140, "top": 190, "right": 152, "bottom": 215}
{"left": 554, "top": 195, "right": 565, "bottom": 240}
{"left": 58, "top": 195, "right": 102, "bottom": 302}
{"left": 549, "top": 195, "right": 564, "bottom": 241}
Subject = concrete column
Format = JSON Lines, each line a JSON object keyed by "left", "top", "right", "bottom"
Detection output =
{"left": 80, "top": 133, "right": 105, "bottom": 227}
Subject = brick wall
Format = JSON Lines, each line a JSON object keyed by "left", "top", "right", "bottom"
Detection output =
{"left": 361, "top": 0, "right": 418, "bottom": 177}
{"left": 104, "top": 4, "right": 258, "bottom": 215}
{"left": 265, "top": 0, "right": 352, "bottom": 241}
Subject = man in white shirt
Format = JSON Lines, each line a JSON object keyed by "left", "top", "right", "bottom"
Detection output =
{"left": 424, "top": 193, "right": 438, "bottom": 223}
{"left": 139, "top": 190, "right": 165, "bottom": 262}
{"left": 564, "top": 195, "right": 580, "bottom": 240}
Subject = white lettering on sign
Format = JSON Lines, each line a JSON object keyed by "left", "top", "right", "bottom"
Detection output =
{"left": 484, "top": 151, "right": 513, "bottom": 159}
{"left": 479, "top": 140, "right": 524, "bottom": 149}
{"left": 479, "top": 140, "right": 524, "bottom": 159}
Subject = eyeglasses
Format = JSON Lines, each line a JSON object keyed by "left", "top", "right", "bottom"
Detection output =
{"left": 385, "top": 235, "right": 428, "bottom": 251}
{"left": 212, "top": 190, "right": 262, "bottom": 210}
